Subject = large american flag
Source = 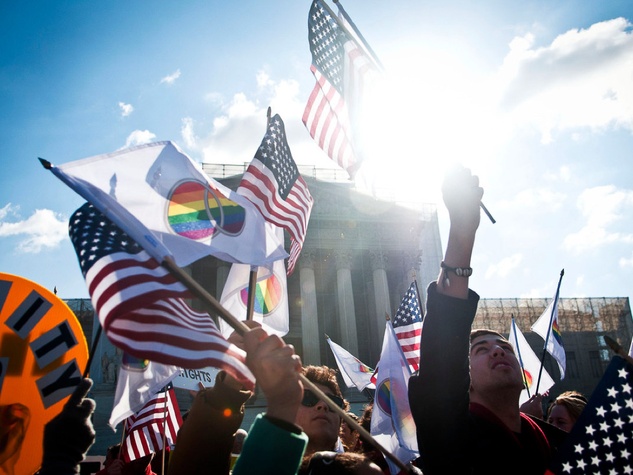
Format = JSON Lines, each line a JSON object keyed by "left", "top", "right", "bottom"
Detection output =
{"left": 392, "top": 282, "right": 423, "bottom": 372}
{"left": 69, "top": 202, "right": 255, "bottom": 388}
{"left": 238, "top": 114, "right": 313, "bottom": 275}
{"left": 302, "top": 0, "right": 378, "bottom": 178}
{"left": 121, "top": 386, "right": 182, "bottom": 462}
{"left": 546, "top": 356, "right": 633, "bottom": 474}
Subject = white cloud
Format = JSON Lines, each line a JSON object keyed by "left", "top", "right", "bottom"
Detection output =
{"left": 564, "top": 185, "right": 633, "bottom": 253}
{"left": 497, "top": 187, "right": 566, "bottom": 211}
{"left": 181, "top": 117, "right": 197, "bottom": 149}
{"left": 123, "top": 129, "right": 157, "bottom": 148}
{"left": 543, "top": 165, "right": 571, "bottom": 183}
{"left": 485, "top": 253, "right": 523, "bottom": 279}
{"left": 0, "top": 203, "right": 17, "bottom": 220}
{"left": 498, "top": 18, "right": 633, "bottom": 142}
{"left": 160, "top": 69, "right": 181, "bottom": 85}
{"left": 620, "top": 252, "right": 633, "bottom": 268}
{"left": 0, "top": 208, "right": 68, "bottom": 253}
{"left": 118, "top": 101, "right": 134, "bottom": 117}
{"left": 199, "top": 76, "right": 322, "bottom": 167}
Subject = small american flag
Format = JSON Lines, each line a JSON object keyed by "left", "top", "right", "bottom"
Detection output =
{"left": 69, "top": 202, "right": 255, "bottom": 388}
{"left": 238, "top": 114, "right": 313, "bottom": 275}
{"left": 302, "top": 0, "right": 379, "bottom": 178}
{"left": 392, "top": 282, "right": 423, "bottom": 372}
{"left": 547, "top": 356, "right": 633, "bottom": 474}
{"left": 121, "top": 386, "right": 182, "bottom": 462}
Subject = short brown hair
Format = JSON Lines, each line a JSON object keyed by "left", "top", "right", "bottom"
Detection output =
{"left": 470, "top": 329, "right": 508, "bottom": 343}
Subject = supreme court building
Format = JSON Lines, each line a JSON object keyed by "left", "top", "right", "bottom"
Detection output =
{"left": 72, "top": 165, "right": 632, "bottom": 456}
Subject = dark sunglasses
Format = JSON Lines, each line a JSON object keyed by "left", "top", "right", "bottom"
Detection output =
{"left": 302, "top": 389, "right": 345, "bottom": 410}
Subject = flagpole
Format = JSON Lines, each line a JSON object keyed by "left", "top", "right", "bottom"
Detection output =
{"left": 245, "top": 266, "right": 257, "bottom": 321}
{"left": 535, "top": 269, "right": 564, "bottom": 394}
{"left": 161, "top": 391, "right": 168, "bottom": 475}
{"left": 511, "top": 317, "right": 531, "bottom": 398}
{"left": 159, "top": 256, "right": 417, "bottom": 473}
{"left": 329, "top": 0, "right": 385, "bottom": 71}
{"left": 82, "top": 323, "right": 102, "bottom": 378}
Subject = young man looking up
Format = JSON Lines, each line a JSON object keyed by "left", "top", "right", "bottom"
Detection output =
{"left": 408, "top": 166, "right": 566, "bottom": 475}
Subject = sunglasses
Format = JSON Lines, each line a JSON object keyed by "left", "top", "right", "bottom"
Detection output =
{"left": 302, "top": 389, "right": 345, "bottom": 410}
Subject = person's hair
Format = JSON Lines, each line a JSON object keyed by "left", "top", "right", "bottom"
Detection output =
{"left": 299, "top": 451, "right": 378, "bottom": 474}
{"left": 302, "top": 365, "right": 345, "bottom": 401}
{"left": 470, "top": 329, "right": 509, "bottom": 344}
{"left": 359, "top": 404, "right": 372, "bottom": 433}
{"left": 344, "top": 412, "right": 359, "bottom": 426}
{"left": 546, "top": 390, "right": 588, "bottom": 423}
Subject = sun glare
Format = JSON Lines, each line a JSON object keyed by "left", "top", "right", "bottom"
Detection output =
{"left": 354, "top": 45, "right": 502, "bottom": 206}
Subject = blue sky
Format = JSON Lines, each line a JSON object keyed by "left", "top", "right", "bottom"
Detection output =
{"left": 1, "top": 0, "right": 632, "bottom": 305}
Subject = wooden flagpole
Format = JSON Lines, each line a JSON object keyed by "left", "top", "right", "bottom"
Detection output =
{"left": 159, "top": 256, "right": 418, "bottom": 473}
{"left": 245, "top": 267, "right": 258, "bottom": 321}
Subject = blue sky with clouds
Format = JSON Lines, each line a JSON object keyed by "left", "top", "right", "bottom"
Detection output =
{"left": 1, "top": 0, "right": 632, "bottom": 304}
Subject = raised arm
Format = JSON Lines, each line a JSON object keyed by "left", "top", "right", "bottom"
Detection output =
{"left": 408, "top": 166, "right": 484, "bottom": 474}
{"left": 437, "top": 165, "right": 483, "bottom": 299}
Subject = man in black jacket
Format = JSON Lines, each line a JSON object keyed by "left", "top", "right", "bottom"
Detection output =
{"left": 408, "top": 166, "right": 566, "bottom": 475}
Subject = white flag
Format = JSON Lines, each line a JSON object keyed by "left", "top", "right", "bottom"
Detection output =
{"left": 531, "top": 281, "right": 566, "bottom": 379}
{"left": 50, "top": 141, "right": 287, "bottom": 267}
{"left": 509, "top": 319, "right": 555, "bottom": 405}
{"left": 326, "top": 336, "right": 375, "bottom": 391}
{"left": 371, "top": 322, "right": 418, "bottom": 474}
{"left": 220, "top": 226, "right": 288, "bottom": 337}
{"left": 109, "top": 354, "right": 179, "bottom": 429}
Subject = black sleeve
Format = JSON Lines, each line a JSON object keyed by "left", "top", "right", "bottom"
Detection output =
{"left": 408, "top": 282, "right": 479, "bottom": 474}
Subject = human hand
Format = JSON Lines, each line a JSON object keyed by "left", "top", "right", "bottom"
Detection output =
{"left": 243, "top": 327, "right": 302, "bottom": 423}
{"left": 442, "top": 165, "right": 483, "bottom": 235}
{"left": 520, "top": 393, "right": 546, "bottom": 419}
{"left": 223, "top": 321, "right": 263, "bottom": 390}
{"left": 40, "top": 378, "right": 96, "bottom": 473}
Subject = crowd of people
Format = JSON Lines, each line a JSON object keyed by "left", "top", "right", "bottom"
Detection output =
{"left": 13, "top": 166, "right": 598, "bottom": 475}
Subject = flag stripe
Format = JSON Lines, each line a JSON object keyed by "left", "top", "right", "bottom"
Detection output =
{"left": 121, "top": 388, "right": 182, "bottom": 462}
{"left": 393, "top": 282, "right": 423, "bottom": 372}
{"left": 238, "top": 162, "right": 310, "bottom": 241}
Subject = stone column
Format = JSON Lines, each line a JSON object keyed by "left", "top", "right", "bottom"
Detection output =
{"left": 300, "top": 251, "right": 321, "bottom": 364}
{"left": 370, "top": 250, "right": 391, "bottom": 343}
{"left": 334, "top": 251, "right": 358, "bottom": 356}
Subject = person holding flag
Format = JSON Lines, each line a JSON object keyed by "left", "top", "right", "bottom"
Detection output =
{"left": 408, "top": 166, "right": 567, "bottom": 475}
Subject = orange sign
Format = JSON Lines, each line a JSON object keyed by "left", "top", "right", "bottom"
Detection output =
{"left": 0, "top": 273, "right": 88, "bottom": 475}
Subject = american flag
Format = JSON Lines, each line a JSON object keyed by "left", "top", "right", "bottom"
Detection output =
{"left": 302, "top": 0, "right": 378, "bottom": 178}
{"left": 69, "top": 202, "right": 255, "bottom": 388}
{"left": 238, "top": 114, "right": 313, "bottom": 275}
{"left": 546, "top": 356, "right": 633, "bottom": 474}
{"left": 392, "top": 282, "right": 423, "bottom": 372}
{"left": 121, "top": 386, "right": 182, "bottom": 462}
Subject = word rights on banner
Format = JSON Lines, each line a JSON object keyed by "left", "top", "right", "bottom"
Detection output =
{"left": 173, "top": 367, "right": 221, "bottom": 390}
